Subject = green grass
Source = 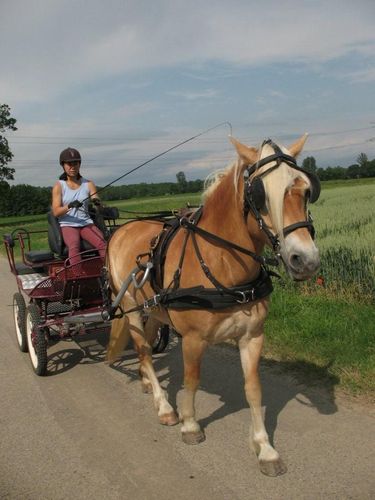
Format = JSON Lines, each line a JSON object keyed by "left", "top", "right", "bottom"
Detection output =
{"left": 265, "top": 286, "right": 375, "bottom": 394}
{"left": 306, "top": 181, "right": 375, "bottom": 302}
{"left": 0, "top": 214, "right": 46, "bottom": 225}
{"left": 112, "top": 192, "right": 202, "bottom": 215}
{"left": 320, "top": 177, "right": 375, "bottom": 189}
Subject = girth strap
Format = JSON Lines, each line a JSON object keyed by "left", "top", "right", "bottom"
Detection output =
{"left": 149, "top": 266, "right": 274, "bottom": 310}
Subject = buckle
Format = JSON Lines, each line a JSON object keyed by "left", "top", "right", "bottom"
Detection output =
{"left": 143, "top": 294, "right": 161, "bottom": 312}
{"left": 235, "top": 288, "right": 255, "bottom": 304}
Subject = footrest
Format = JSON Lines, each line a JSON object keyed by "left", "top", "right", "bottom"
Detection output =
{"left": 15, "top": 263, "right": 36, "bottom": 275}
{"left": 18, "top": 273, "right": 48, "bottom": 290}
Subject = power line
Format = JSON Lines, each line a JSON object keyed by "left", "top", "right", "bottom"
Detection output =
{"left": 9, "top": 137, "right": 375, "bottom": 167}
{"left": 7, "top": 125, "right": 375, "bottom": 144}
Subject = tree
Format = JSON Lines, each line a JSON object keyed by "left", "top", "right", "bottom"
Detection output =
{"left": 0, "top": 104, "right": 17, "bottom": 181}
{"left": 347, "top": 164, "right": 360, "bottom": 179}
{"left": 356, "top": 152, "right": 368, "bottom": 168}
{"left": 176, "top": 171, "right": 188, "bottom": 193}
{"left": 302, "top": 156, "right": 317, "bottom": 174}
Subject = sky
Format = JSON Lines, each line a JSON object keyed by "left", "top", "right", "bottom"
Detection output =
{"left": 1, "top": 0, "right": 375, "bottom": 187}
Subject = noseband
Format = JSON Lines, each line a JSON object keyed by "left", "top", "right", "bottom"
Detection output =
{"left": 243, "top": 139, "right": 320, "bottom": 251}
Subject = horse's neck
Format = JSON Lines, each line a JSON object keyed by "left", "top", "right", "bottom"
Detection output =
{"left": 199, "top": 168, "right": 264, "bottom": 282}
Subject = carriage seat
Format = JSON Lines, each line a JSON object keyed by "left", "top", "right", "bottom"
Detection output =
{"left": 26, "top": 250, "right": 55, "bottom": 263}
{"left": 92, "top": 206, "right": 120, "bottom": 240}
{"left": 47, "top": 212, "right": 98, "bottom": 259}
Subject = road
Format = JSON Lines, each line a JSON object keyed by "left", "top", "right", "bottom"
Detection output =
{"left": 0, "top": 257, "right": 374, "bottom": 500}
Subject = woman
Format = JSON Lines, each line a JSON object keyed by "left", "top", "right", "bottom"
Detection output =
{"left": 52, "top": 147, "right": 106, "bottom": 265}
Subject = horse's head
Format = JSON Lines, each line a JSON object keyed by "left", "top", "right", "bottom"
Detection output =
{"left": 231, "top": 135, "right": 320, "bottom": 281}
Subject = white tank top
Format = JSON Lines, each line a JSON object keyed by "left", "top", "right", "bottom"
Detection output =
{"left": 58, "top": 178, "right": 94, "bottom": 227}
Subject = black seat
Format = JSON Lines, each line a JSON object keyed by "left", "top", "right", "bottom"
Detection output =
{"left": 47, "top": 212, "right": 98, "bottom": 259}
{"left": 90, "top": 206, "right": 120, "bottom": 240}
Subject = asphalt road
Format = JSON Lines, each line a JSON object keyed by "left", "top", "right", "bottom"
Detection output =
{"left": 0, "top": 257, "right": 374, "bottom": 500}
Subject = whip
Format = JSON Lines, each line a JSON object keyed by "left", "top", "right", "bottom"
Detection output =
{"left": 82, "top": 121, "right": 233, "bottom": 202}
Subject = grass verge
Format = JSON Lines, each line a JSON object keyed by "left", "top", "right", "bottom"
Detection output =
{"left": 265, "top": 286, "right": 375, "bottom": 397}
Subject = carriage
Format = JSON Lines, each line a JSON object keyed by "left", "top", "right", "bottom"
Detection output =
{"left": 3, "top": 204, "right": 169, "bottom": 376}
{"left": 4, "top": 134, "right": 321, "bottom": 476}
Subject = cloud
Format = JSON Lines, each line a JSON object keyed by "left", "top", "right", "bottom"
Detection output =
{"left": 167, "top": 89, "right": 219, "bottom": 100}
{"left": 2, "top": 0, "right": 375, "bottom": 187}
{"left": 1, "top": 0, "right": 375, "bottom": 104}
{"left": 343, "top": 67, "right": 375, "bottom": 83}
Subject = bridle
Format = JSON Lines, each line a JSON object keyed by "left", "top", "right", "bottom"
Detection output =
{"left": 243, "top": 139, "right": 320, "bottom": 252}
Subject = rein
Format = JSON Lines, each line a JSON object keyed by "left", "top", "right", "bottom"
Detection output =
{"left": 179, "top": 216, "right": 279, "bottom": 266}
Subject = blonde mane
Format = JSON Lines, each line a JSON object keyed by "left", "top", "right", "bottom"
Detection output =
{"left": 202, "top": 159, "right": 244, "bottom": 201}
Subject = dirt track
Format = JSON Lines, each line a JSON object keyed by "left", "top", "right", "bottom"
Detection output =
{"left": 0, "top": 257, "right": 374, "bottom": 499}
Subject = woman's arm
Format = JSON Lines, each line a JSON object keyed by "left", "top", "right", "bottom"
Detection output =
{"left": 88, "top": 181, "right": 101, "bottom": 204}
{"left": 52, "top": 181, "right": 71, "bottom": 217}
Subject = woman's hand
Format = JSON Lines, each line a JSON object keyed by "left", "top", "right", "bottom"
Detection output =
{"left": 68, "top": 200, "right": 83, "bottom": 209}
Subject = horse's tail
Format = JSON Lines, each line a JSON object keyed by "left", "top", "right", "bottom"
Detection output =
{"left": 106, "top": 314, "right": 131, "bottom": 364}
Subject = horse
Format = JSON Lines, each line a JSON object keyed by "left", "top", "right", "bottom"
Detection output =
{"left": 105, "top": 134, "right": 320, "bottom": 477}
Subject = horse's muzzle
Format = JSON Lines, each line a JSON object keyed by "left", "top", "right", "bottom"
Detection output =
{"left": 286, "top": 248, "right": 320, "bottom": 281}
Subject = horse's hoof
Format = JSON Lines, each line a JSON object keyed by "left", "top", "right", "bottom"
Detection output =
{"left": 182, "top": 430, "right": 206, "bottom": 445}
{"left": 141, "top": 382, "right": 153, "bottom": 394}
{"left": 259, "top": 458, "right": 287, "bottom": 477}
{"left": 159, "top": 411, "right": 179, "bottom": 426}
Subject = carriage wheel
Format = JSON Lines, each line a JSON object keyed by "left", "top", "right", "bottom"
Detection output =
{"left": 26, "top": 303, "right": 48, "bottom": 376}
{"left": 152, "top": 325, "right": 170, "bottom": 354}
{"left": 13, "top": 292, "right": 28, "bottom": 352}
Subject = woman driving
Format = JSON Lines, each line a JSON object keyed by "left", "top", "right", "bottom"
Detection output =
{"left": 51, "top": 147, "right": 106, "bottom": 265}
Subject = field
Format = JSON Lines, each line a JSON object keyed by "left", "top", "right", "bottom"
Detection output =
{"left": 1, "top": 179, "right": 374, "bottom": 395}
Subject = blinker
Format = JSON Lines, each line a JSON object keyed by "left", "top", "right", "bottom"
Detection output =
{"left": 306, "top": 172, "right": 320, "bottom": 203}
{"left": 248, "top": 177, "right": 266, "bottom": 210}
{"left": 246, "top": 167, "right": 320, "bottom": 213}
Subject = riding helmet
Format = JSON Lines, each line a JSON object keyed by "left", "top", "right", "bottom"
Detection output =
{"left": 59, "top": 147, "right": 81, "bottom": 166}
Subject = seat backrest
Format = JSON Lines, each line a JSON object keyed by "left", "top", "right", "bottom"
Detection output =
{"left": 47, "top": 212, "right": 97, "bottom": 258}
{"left": 88, "top": 205, "right": 120, "bottom": 241}
{"left": 48, "top": 212, "right": 65, "bottom": 256}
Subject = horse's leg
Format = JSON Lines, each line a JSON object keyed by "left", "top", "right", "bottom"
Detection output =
{"left": 129, "top": 312, "right": 178, "bottom": 426}
{"left": 138, "top": 316, "right": 161, "bottom": 394}
{"left": 180, "top": 334, "right": 207, "bottom": 445}
{"left": 238, "top": 333, "right": 287, "bottom": 477}
{"left": 106, "top": 315, "right": 130, "bottom": 363}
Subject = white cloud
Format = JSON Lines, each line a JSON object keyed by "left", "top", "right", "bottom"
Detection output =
{"left": 167, "top": 89, "right": 219, "bottom": 100}
{"left": 343, "top": 67, "right": 375, "bottom": 84}
{"left": 1, "top": 0, "right": 375, "bottom": 104}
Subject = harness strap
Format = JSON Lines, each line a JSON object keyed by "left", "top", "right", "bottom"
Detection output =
{"left": 180, "top": 217, "right": 279, "bottom": 266}
{"left": 244, "top": 201, "right": 281, "bottom": 251}
{"left": 190, "top": 229, "right": 256, "bottom": 301}
{"left": 144, "top": 266, "right": 274, "bottom": 310}
{"left": 170, "top": 227, "right": 191, "bottom": 290}
{"left": 283, "top": 220, "right": 315, "bottom": 238}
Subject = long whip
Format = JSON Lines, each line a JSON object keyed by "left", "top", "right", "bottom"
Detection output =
{"left": 83, "top": 121, "right": 232, "bottom": 202}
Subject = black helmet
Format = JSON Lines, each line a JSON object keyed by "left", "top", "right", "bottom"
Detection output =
{"left": 59, "top": 147, "right": 81, "bottom": 166}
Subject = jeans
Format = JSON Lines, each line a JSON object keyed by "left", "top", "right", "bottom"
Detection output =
{"left": 60, "top": 224, "right": 106, "bottom": 265}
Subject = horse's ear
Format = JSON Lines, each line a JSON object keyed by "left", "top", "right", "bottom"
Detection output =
{"left": 288, "top": 133, "right": 308, "bottom": 157}
{"left": 230, "top": 136, "right": 258, "bottom": 164}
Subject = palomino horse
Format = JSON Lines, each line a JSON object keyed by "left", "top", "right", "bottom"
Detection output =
{"left": 106, "top": 135, "right": 320, "bottom": 476}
